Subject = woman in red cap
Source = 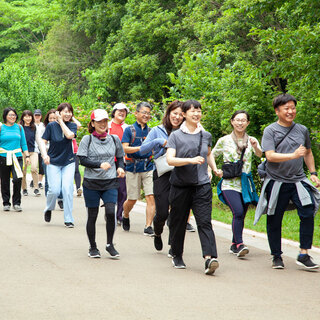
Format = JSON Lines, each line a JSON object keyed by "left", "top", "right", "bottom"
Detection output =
{"left": 77, "top": 109, "right": 125, "bottom": 259}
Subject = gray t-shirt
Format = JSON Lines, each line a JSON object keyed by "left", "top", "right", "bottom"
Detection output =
{"left": 262, "top": 122, "right": 311, "bottom": 183}
{"left": 77, "top": 134, "right": 124, "bottom": 180}
{"left": 167, "top": 129, "right": 212, "bottom": 186}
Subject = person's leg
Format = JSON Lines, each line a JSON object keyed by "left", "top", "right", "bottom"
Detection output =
{"left": 12, "top": 157, "right": 23, "bottom": 206}
{"left": 266, "top": 182, "right": 291, "bottom": 257}
{"left": 116, "top": 177, "right": 127, "bottom": 222}
{"left": 21, "top": 155, "right": 28, "bottom": 191}
{"left": 221, "top": 190, "right": 247, "bottom": 245}
{"left": 86, "top": 207, "right": 99, "bottom": 248}
{"left": 153, "top": 171, "right": 171, "bottom": 236}
{"left": 123, "top": 171, "right": 140, "bottom": 218}
{"left": 45, "top": 164, "right": 62, "bottom": 212}
{"left": 38, "top": 152, "right": 44, "bottom": 184}
{"left": 192, "top": 184, "right": 218, "bottom": 259}
{"left": 0, "top": 158, "right": 12, "bottom": 206}
{"left": 42, "top": 161, "right": 48, "bottom": 196}
{"left": 142, "top": 171, "right": 155, "bottom": 227}
{"left": 61, "top": 162, "right": 75, "bottom": 223}
{"left": 30, "top": 152, "right": 39, "bottom": 189}
{"left": 169, "top": 185, "right": 192, "bottom": 258}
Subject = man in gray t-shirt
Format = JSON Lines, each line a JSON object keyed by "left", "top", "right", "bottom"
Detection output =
{"left": 260, "top": 93, "right": 320, "bottom": 270}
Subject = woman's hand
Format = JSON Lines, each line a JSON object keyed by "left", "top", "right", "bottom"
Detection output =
{"left": 25, "top": 157, "right": 31, "bottom": 166}
{"left": 214, "top": 169, "right": 223, "bottom": 178}
{"left": 100, "top": 162, "right": 111, "bottom": 171}
{"left": 117, "top": 168, "right": 125, "bottom": 178}
{"left": 249, "top": 137, "right": 257, "bottom": 148}
{"left": 43, "top": 155, "right": 50, "bottom": 165}
{"left": 55, "top": 111, "right": 62, "bottom": 123}
{"left": 162, "top": 140, "right": 167, "bottom": 147}
{"left": 190, "top": 156, "right": 205, "bottom": 165}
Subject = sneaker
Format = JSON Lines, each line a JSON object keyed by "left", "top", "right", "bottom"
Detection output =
{"left": 57, "top": 200, "right": 64, "bottom": 210}
{"left": 168, "top": 248, "right": 173, "bottom": 258}
{"left": 205, "top": 258, "right": 219, "bottom": 275}
{"left": 106, "top": 244, "right": 120, "bottom": 259}
{"left": 88, "top": 247, "right": 101, "bottom": 258}
{"left": 3, "top": 205, "right": 10, "bottom": 211}
{"left": 229, "top": 243, "right": 237, "bottom": 254}
{"left": 172, "top": 256, "right": 186, "bottom": 269}
{"left": 38, "top": 182, "right": 43, "bottom": 189}
{"left": 65, "top": 222, "right": 74, "bottom": 228}
{"left": 44, "top": 210, "right": 51, "bottom": 222}
{"left": 23, "top": 189, "right": 28, "bottom": 196}
{"left": 13, "top": 205, "right": 22, "bottom": 212}
{"left": 272, "top": 256, "right": 284, "bottom": 269}
{"left": 296, "top": 254, "right": 319, "bottom": 269}
{"left": 34, "top": 189, "right": 41, "bottom": 196}
{"left": 144, "top": 226, "right": 154, "bottom": 237}
{"left": 77, "top": 188, "right": 82, "bottom": 197}
{"left": 154, "top": 235, "right": 163, "bottom": 251}
{"left": 122, "top": 217, "right": 130, "bottom": 231}
{"left": 236, "top": 244, "right": 249, "bottom": 258}
{"left": 30, "top": 180, "right": 34, "bottom": 188}
{"left": 186, "top": 222, "right": 196, "bottom": 232}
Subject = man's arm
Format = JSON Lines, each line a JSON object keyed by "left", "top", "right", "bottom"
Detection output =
{"left": 265, "top": 144, "right": 306, "bottom": 163}
{"left": 304, "top": 149, "right": 320, "bottom": 187}
{"left": 122, "top": 142, "right": 140, "bottom": 154}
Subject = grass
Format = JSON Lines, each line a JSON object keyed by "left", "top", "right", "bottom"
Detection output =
{"left": 211, "top": 193, "right": 320, "bottom": 248}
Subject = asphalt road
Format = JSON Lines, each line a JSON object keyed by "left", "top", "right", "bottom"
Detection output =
{"left": 0, "top": 188, "right": 320, "bottom": 320}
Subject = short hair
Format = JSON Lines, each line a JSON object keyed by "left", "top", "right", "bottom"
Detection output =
{"left": 162, "top": 100, "right": 183, "bottom": 135}
{"left": 230, "top": 110, "right": 250, "bottom": 122}
{"left": 136, "top": 101, "right": 152, "bottom": 112}
{"left": 57, "top": 102, "right": 73, "bottom": 116}
{"left": 2, "top": 107, "right": 18, "bottom": 124}
{"left": 19, "top": 110, "right": 36, "bottom": 130}
{"left": 182, "top": 100, "right": 201, "bottom": 113}
{"left": 273, "top": 94, "right": 297, "bottom": 109}
{"left": 43, "top": 109, "right": 57, "bottom": 127}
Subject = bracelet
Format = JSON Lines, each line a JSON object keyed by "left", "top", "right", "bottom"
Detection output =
{"left": 310, "top": 171, "right": 318, "bottom": 176}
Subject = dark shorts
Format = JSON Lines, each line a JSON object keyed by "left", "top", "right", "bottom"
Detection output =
{"left": 83, "top": 186, "right": 118, "bottom": 208}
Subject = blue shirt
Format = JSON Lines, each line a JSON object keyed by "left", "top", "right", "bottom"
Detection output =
{"left": 23, "top": 126, "right": 36, "bottom": 153}
{"left": 121, "top": 121, "right": 153, "bottom": 172}
{"left": 42, "top": 121, "right": 77, "bottom": 166}
{"left": 0, "top": 123, "right": 28, "bottom": 158}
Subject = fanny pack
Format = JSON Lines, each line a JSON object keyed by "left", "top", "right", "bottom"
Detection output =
{"left": 222, "top": 147, "right": 246, "bottom": 179}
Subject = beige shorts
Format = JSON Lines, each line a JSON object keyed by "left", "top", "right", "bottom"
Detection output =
{"left": 126, "top": 171, "right": 154, "bottom": 200}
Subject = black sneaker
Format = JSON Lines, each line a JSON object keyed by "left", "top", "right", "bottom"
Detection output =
{"left": 44, "top": 210, "right": 51, "bottom": 222}
{"left": 272, "top": 256, "right": 284, "bottom": 269}
{"left": 23, "top": 189, "right": 28, "bottom": 196}
{"left": 236, "top": 244, "right": 249, "bottom": 258}
{"left": 106, "top": 244, "right": 120, "bottom": 259}
{"left": 154, "top": 235, "right": 163, "bottom": 251}
{"left": 167, "top": 248, "right": 173, "bottom": 258}
{"left": 229, "top": 244, "right": 237, "bottom": 254}
{"left": 65, "top": 222, "right": 74, "bottom": 228}
{"left": 144, "top": 226, "right": 154, "bottom": 237}
{"left": 122, "top": 217, "right": 130, "bottom": 231}
{"left": 186, "top": 222, "right": 196, "bottom": 232}
{"left": 296, "top": 254, "right": 319, "bottom": 269}
{"left": 30, "top": 180, "right": 34, "bottom": 188}
{"left": 34, "top": 189, "right": 41, "bottom": 196}
{"left": 205, "top": 258, "right": 219, "bottom": 275}
{"left": 88, "top": 247, "right": 101, "bottom": 258}
{"left": 57, "top": 200, "right": 63, "bottom": 210}
{"left": 38, "top": 182, "right": 43, "bottom": 189}
{"left": 172, "top": 256, "right": 186, "bottom": 269}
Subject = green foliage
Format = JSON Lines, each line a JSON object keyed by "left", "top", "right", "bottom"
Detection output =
{"left": 0, "top": 64, "right": 63, "bottom": 116}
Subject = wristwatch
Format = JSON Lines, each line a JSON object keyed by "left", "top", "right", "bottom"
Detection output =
{"left": 310, "top": 171, "right": 318, "bottom": 176}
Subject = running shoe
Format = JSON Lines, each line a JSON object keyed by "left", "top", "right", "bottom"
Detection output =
{"left": 88, "top": 248, "right": 101, "bottom": 258}
{"left": 205, "top": 258, "right": 219, "bottom": 275}
{"left": 296, "top": 254, "right": 319, "bottom": 269}
{"left": 106, "top": 244, "right": 120, "bottom": 259}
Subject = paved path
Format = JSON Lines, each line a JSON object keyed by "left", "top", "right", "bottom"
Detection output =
{"left": 0, "top": 190, "right": 320, "bottom": 320}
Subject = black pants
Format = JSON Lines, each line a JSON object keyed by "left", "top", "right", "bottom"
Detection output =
{"left": 169, "top": 183, "right": 218, "bottom": 258}
{"left": 266, "top": 180, "right": 315, "bottom": 256}
{"left": 0, "top": 156, "right": 23, "bottom": 206}
{"left": 153, "top": 170, "right": 171, "bottom": 236}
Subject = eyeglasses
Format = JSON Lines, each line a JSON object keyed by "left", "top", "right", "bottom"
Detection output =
{"left": 138, "top": 111, "right": 151, "bottom": 116}
{"left": 233, "top": 119, "right": 248, "bottom": 123}
{"left": 7, "top": 114, "right": 17, "bottom": 118}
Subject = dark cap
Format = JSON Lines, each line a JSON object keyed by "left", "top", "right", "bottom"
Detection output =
{"left": 34, "top": 109, "right": 42, "bottom": 115}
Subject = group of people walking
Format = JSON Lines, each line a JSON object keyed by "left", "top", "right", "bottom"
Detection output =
{"left": 0, "top": 93, "right": 319, "bottom": 275}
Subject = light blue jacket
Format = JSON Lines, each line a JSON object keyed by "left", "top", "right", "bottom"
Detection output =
{"left": 140, "top": 125, "right": 168, "bottom": 159}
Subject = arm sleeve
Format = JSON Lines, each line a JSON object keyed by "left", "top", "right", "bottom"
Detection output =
{"left": 121, "top": 127, "right": 132, "bottom": 144}
{"left": 261, "top": 127, "right": 275, "bottom": 152}
{"left": 77, "top": 135, "right": 89, "bottom": 157}
{"left": 19, "top": 126, "right": 28, "bottom": 152}
{"left": 42, "top": 124, "right": 51, "bottom": 141}
{"left": 305, "top": 127, "right": 311, "bottom": 149}
{"left": 113, "top": 135, "right": 125, "bottom": 158}
{"left": 115, "top": 157, "right": 124, "bottom": 170}
{"left": 211, "top": 137, "right": 224, "bottom": 157}
{"left": 78, "top": 155, "right": 101, "bottom": 168}
{"left": 166, "top": 133, "right": 177, "bottom": 150}
{"left": 140, "top": 128, "right": 166, "bottom": 155}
